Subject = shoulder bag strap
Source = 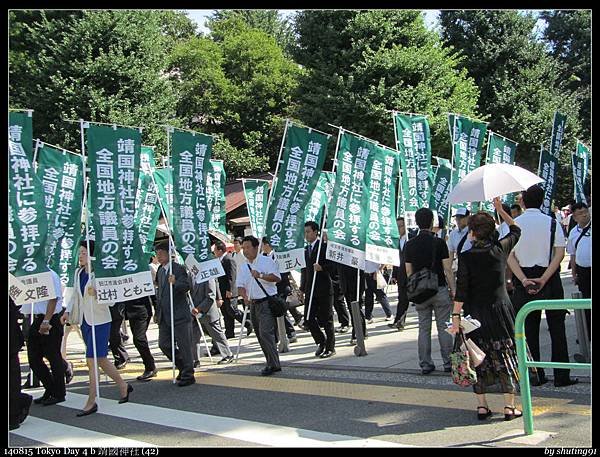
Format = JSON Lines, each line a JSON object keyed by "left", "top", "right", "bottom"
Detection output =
{"left": 431, "top": 234, "right": 439, "bottom": 271}
{"left": 549, "top": 218, "right": 556, "bottom": 265}
{"left": 575, "top": 224, "right": 591, "bottom": 251}
{"left": 247, "top": 263, "right": 271, "bottom": 298}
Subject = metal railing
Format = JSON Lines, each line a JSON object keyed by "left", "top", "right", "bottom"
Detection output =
{"left": 514, "top": 298, "right": 591, "bottom": 435}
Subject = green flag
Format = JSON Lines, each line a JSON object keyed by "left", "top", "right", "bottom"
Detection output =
{"left": 9, "top": 110, "right": 33, "bottom": 162}
{"left": 429, "top": 157, "right": 453, "bottom": 220}
{"left": 170, "top": 128, "right": 224, "bottom": 282}
{"left": 135, "top": 146, "right": 162, "bottom": 254}
{"left": 573, "top": 141, "right": 590, "bottom": 204}
{"left": 364, "top": 145, "right": 401, "bottom": 266}
{"left": 153, "top": 167, "right": 173, "bottom": 228}
{"left": 550, "top": 112, "right": 567, "bottom": 160}
{"left": 449, "top": 114, "right": 488, "bottom": 217}
{"left": 538, "top": 146, "right": 559, "bottom": 215}
{"left": 243, "top": 179, "right": 270, "bottom": 239}
{"left": 394, "top": 114, "right": 432, "bottom": 222}
{"left": 36, "top": 143, "right": 84, "bottom": 289}
{"left": 86, "top": 124, "right": 154, "bottom": 303}
{"left": 9, "top": 139, "right": 57, "bottom": 304}
{"left": 207, "top": 160, "right": 227, "bottom": 235}
{"left": 481, "top": 132, "right": 518, "bottom": 213}
{"left": 305, "top": 171, "right": 335, "bottom": 227}
{"left": 264, "top": 123, "right": 329, "bottom": 272}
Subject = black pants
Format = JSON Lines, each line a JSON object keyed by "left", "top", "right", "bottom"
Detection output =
{"left": 332, "top": 280, "right": 350, "bottom": 327}
{"left": 513, "top": 267, "right": 571, "bottom": 383}
{"left": 109, "top": 306, "right": 129, "bottom": 365}
{"left": 158, "top": 320, "right": 194, "bottom": 381}
{"left": 576, "top": 265, "right": 591, "bottom": 339}
{"left": 27, "top": 314, "right": 66, "bottom": 399}
{"left": 222, "top": 298, "right": 251, "bottom": 338}
{"left": 364, "top": 275, "right": 392, "bottom": 319}
{"left": 394, "top": 285, "right": 410, "bottom": 325}
{"left": 307, "top": 313, "right": 335, "bottom": 351}
{"left": 128, "top": 312, "right": 155, "bottom": 371}
{"left": 10, "top": 349, "right": 32, "bottom": 425}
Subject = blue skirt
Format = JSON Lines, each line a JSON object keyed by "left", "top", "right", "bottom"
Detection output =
{"left": 81, "top": 319, "right": 111, "bottom": 358}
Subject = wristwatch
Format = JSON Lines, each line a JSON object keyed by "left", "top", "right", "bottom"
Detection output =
{"left": 42, "top": 319, "right": 50, "bottom": 324}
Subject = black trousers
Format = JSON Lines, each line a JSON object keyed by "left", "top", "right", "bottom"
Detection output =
{"left": 10, "top": 349, "right": 32, "bottom": 425}
{"left": 128, "top": 313, "right": 155, "bottom": 371}
{"left": 332, "top": 280, "right": 350, "bottom": 327}
{"left": 364, "top": 275, "right": 392, "bottom": 319}
{"left": 109, "top": 306, "right": 129, "bottom": 365}
{"left": 576, "top": 265, "right": 591, "bottom": 339}
{"left": 27, "top": 314, "right": 66, "bottom": 399}
{"left": 222, "top": 298, "right": 251, "bottom": 338}
{"left": 394, "top": 285, "right": 410, "bottom": 325}
{"left": 512, "top": 267, "right": 571, "bottom": 383}
{"left": 307, "top": 312, "right": 335, "bottom": 351}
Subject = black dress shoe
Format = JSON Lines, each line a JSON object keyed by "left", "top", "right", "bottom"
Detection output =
{"left": 320, "top": 350, "right": 336, "bottom": 359}
{"left": 137, "top": 369, "right": 158, "bottom": 381}
{"left": 421, "top": 367, "right": 435, "bottom": 375}
{"left": 115, "top": 359, "right": 130, "bottom": 370}
{"left": 42, "top": 396, "right": 66, "bottom": 406}
{"left": 315, "top": 344, "right": 326, "bottom": 357}
{"left": 530, "top": 376, "right": 548, "bottom": 386}
{"left": 178, "top": 378, "right": 196, "bottom": 387}
{"left": 194, "top": 360, "right": 201, "bottom": 368}
{"left": 18, "top": 395, "right": 33, "bottom": 424}
{"left": 76, "top": 403, "right": 98, "bottom": 417}
{"left": 22, "top": 380, "right": 41, "bottom": 389}
{"left": 118, "top": 384, "right": 133, "bottom": 404}
{"left": 261, "top": 366, "right": 281, "bottom": 376}
{"left": 33, "top": 392, "right": 51, "bottom": 404}
{"left": 176, "top": 373, "right": 182, "bottom": 381}
{"left": 218, "top": 356, "right": 234, "bottom": 364}
{"left": 554, "top": 378, "right": 579, "bottom": 387}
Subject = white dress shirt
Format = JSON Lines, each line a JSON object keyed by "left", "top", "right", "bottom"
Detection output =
{"left": 20, "top": 269, "right": 63, "bottom": 315}
{"left": 447, "top": 226, "right": 472, "bottom": 254}
{"left": 236, "top": 255, "right": 281, "bottom": 299}
{"left": 513, "top": 209, "right": 566, "bottom": 268}
{"left": 399, "top": 234, "right": 407, "bottom": 251}
{"left": 567, "top": 224, "right": 592, "bottom": 268}
{"left": 364, "top": 260, "right": 380, "bottom": 274}
{"left": 497, "top": 222, "right": 511, "bottom": 240}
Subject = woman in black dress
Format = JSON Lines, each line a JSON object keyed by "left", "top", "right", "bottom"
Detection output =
{"left": 450, "top": 198, "right": 523, "bottom": 421}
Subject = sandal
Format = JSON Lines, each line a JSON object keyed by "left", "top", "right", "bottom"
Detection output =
{"left": 477, "top": 406, "right": 493, "bottom": 420}
{"left": 504, "top": 405, "right": 523, "bottom": 421}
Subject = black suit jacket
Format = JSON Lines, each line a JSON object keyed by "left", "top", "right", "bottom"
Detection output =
{"left": 9, "top": 299, "right": 24, "bottom": 355}
{"left": 218, "top": 254, "right": 237, "bottom": 298}
{"left": 300, "top": 240, "right": 333, "bottom": 320}
{"left": 393, "top": 240, "right": 408, "bottom": 288}
{"left": 156, "top": 262, "right": 192, "bottom": 325}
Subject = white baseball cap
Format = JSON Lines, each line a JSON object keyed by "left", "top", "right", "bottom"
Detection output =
{"left": 453, "top": 208, "right": 470, "bottom": 217}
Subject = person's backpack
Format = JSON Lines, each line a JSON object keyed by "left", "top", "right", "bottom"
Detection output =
{"left": 406, "top": 236, "right": 439, "bottom": 304}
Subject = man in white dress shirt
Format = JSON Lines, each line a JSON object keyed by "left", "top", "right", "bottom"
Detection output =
{"left": 508, "top": 184, "right": 577, "bottom": 387}
{"left": 447, "top": 208, "right": 472, "bottom": 272}
{"left": 567, "top": 202, "right": 591, "bottom": 339}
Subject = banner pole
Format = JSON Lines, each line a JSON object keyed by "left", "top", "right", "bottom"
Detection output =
{"left": 447, "top": 115, "right": 458, "bottom": 228}
{"left": 166, "top": 127, "right": 177, "bottom": 384}
{"left": 32, "top": 139, "right": 41, "bottom": 171}
{"left": 80, "top": 119, "right": 100, "bottom": 401}
{"left": 392, "top": 112, "right": 404, "bottom": 216}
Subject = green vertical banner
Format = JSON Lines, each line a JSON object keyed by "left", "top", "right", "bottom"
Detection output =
{"left": 572, "top": 141, "right": 591, "bottom": 204}
{"left": 170, "top": 128, "right": 224, "bottom": 282}
{"left": 135, "top": 146, "right": 162, "bottom": 254}
{"left": 481, "top": 132, "right": 518, "bottom": 213}
{"left": 549, "top": 112, "right": 567, "bottom": 160}
{"left": 538, "top": 147, "right": 559, "bottom": 215}
{"left": 243, "top": 179, "right": 270, "bottom": 239}
{"left": 86, "top": 124, "right": 154, "bottom": 303}
{"left": 364, "top": 145, "right": 401, "bottom": 266}
{"left": 9, "top": 139, "right": 57, "bottom": 304}
{"left": 207, "top": 160, "right": 227, "bottom": 234}
{"left": 153, "top": 167, "right": 173, "bottom": 228}
{"left": 429, "top": 157, "right": 453, "bottom": 218}
{"left": 264, "top": 123, "right": 329, "bottom": 272}
{"left": 449, "top": 114, "right": 488, "bottom": 215}
{"left": 36, "top": 143, "right": 84, "bottom": 289}
{"left": 9, "top": 110, "right": 33, "bottom": 162}
{"left": 326, "top": 131, "right": 372, "bottom": 270}
{"left": 305, "top": 171, "right": 335, "bottom": 226}
{"left": 393, "top": 113, "right": 432, "bottom": 227}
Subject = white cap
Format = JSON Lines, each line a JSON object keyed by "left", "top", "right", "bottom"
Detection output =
{"left": 453, "top": 208, "right": 470, "bottom": 217}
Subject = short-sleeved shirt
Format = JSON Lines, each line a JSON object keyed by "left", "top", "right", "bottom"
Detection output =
{"left": 513, "top": 209, "right": 566, "bottom": 268}
{"left": 567, "top": 224, "right": 591, "bottom": 268}
{"left": 364, "top": 260, "right": 380, "bottom": 274}
{"left": 447, "top": 227, "right": 472, "bottom": 254}
{"left": 405, "top": 231, "right": 450, "bottom": 287}
{"left": 20, "top": 269, "right": 63, "bottom": 315}
{"left": 236, "top": 254, "right": 281, "bottom": 300}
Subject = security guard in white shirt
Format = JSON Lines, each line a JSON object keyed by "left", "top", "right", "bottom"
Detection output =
{"left": 567, "top": 202, "right": 591, "bottom": 340}
{"left": 507, "top": 184, "right": 577, "bottom": 387}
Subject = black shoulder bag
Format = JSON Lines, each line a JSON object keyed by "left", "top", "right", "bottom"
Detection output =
{"left": 248, "top": 264, "right": 288, "bottom": 317}
{"left": 406, "top": 235, "right": 439, "bottom": 304}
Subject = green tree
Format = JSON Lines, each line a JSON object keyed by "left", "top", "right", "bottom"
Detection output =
{"left": 439, "top": 10, "right": 585, "bottom": 205}
{"left": 9, "top": 10, "right": 193, "bottom": 154}
{"left": 292, "top": 10, "right": 480, "bottom": 163}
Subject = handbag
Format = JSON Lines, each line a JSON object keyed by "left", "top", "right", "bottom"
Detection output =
{"left": 248, "top": 265, "right": 288, "bottom": 318}
{"left": 463, "top": 338, "right": 486, "bottom": 367}
{"left": 406, "top": 236, "right": 439, "bottom": 304}
{"left": 450, "top": 329, "right": 478, "bottom": 387}
{"left": 376, "top": 271, "right": 387, "bottom": 290}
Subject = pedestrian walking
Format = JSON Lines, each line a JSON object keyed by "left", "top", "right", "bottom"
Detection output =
{"left": 450, "top": 198, "right": 523, "bottom": 421}
{"left": 119, "top": 295, "right": 157, "bottom": 381}
{"left": 389, "top": 216, "right": 410, "bottom": 330}
{"left": 9, "top": 298, "right": 33, "bottom": 430}
{"left": 364, "top": 260, "right": 393, "bottom": 323}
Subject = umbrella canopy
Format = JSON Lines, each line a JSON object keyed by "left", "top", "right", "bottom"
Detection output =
{"left": 447, "top": 163, "right": 544, "bottom": 205}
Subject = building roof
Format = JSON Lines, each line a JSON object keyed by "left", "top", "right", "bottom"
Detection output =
{"left": 225, "top": 172, "right": 273, "bottom": 214}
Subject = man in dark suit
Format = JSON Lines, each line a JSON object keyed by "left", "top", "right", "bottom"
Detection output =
{"left": 155, "top": 242, "right": 195, "bottom": 387}
{"left": 213, "top": 240, "right": 253, "bottom": 339}
{"left": 10, "top": 298, "right": 33, "bottom": 430}
{"left": 390, "top": 216, "right": 410, "bottom": 330}
{"left": 300, "top": 221, "right": 335, "bottom": 358}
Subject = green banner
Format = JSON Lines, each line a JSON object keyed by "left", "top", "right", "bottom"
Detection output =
{"left": 364, "top": 145, "right": 400, "bottom": 266}
{"left": 264, "top": 123, "right": 329, "bottom": 272}
{"left": 538, "top": 147, "right": 559, "bottom": 215}
{"left": 153, "top": 167, "right": 173, "bottom": 228}
{"left": 135, "top": 146, "right": 161, "bottom": 254}
{"left": 550, "top": 111, "right": 567, "bottom": 159}
{"left": 36, "top": 143, "right": 84, "bottom": 288}
{"left": 326, "top": 131, "right": 372, "bottom": 269}
{"left": 481, "top": 132, "right": 518, "bottom": 213}
{"left": 87, "top": 124, "right": 154, "bottom": 303}
{"left": 429, "top": 157, "right": 453, "bottom": 219}
{"left": 170, "top": 128, "right": 223, "bottom": 282}
{"left": 243, "top": 179, "right": 270, "bottom": 239}
{"left": 207, "top": 160, "right": 227, "bottom": 234}
{"left": 573, "top": 141, "right": 590, "bottom": 204}
{"left": 9, "top": 139, "right": 57, "bottom": 304}
{"left": 449, "top": 114, "right": 488, "bottom": 216}
{"left": 394, "top": 114, "right": 432, "bottom": 220}
{"left": 305, "top": 171, "right": 335, "bottom": 226}
{"left": 9, "top": 110, "right": 33, "bottom": 162}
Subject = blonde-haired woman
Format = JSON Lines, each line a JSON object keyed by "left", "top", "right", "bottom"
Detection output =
{"left": 61, "top": 240, "right": 132, "bottom": 416}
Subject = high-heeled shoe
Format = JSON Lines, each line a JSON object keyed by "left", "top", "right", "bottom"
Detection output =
{"left": 76, "top": 403, "right": 98, "bottom": 417}
{"left": 477, "top": 406, "right": 493, "bottom": 420}
{"left": 118, "top": 383, "right": 133, "bottom": 404}
{"left": 504, "top": 406, "right": 523, "bottom": 421}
